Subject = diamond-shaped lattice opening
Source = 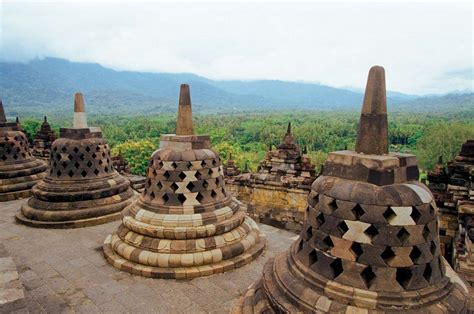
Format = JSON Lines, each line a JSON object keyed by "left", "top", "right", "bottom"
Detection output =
{"left": 187, "top": 161, "right": 193, "bottom": 169}
{"left": 67, "top": 154, "right": 73, "bottom": 160}
{"left": 381, "top": 247, "right": 395, "bottom": 264}
{"left": 196, "top": 192, "right": 204, "bottom": 203}
{"left": 61, "top": 161, "right": 68, "bottom": 168}
{"left": 104, "top": 166, "right": 109, "bottom": 173}
{"left": 383, "top": 207, "right": 396, "bottom": 223}
{"left": 85, "top": 146, "right": 91, "bottom": 152}
{"left": 397, "top": 227, "right": 410, "bottom": 244}
{"left": 422, "top": 225, "right": 430, "bottom": 240}
{"left": 364, "top": 225, "right": 379, "bottom": 239}
{"left": 68, "top": 170, "right": 74, "bottom": 177}
{"left": 13, "top": 154, "right": 18, "bottom": 160}
{"left": 350, "top": 242, "right": 363, "bottom": 259}
{"left": 80, "top": 154, "right": 85, "bottom": 160}
{"left": 99, "top": 160, "right": 103, "bottom": 165}
{"left": 297, "top": 239, "right": 304, "bottom": 253}
{"left": 81, "top": 170, "right": 88, "bottom": 177}
{"left": 330, "top": 259, "right": 343, "bottom": 279}
{"left": 195, "top": 171, "right": 202, "bottom": 179}
{"left": 328, "top": 199, "right": 337, "bottom": 212}
{"left": 423, "top": 263, "right": 432, "bottom": 282}
{"left": 1, "top": 155, "right": 6, "bottom": 161}
{"left": 163, "top": 171, "right": 170, "bottom": 179}
{"left": 313, "top": 194, "right": 319, "bottom": 205}
{"left": 396, "top": 267, "right": 412, "bottom": 290}
{"left": 186, "top": 182, "right": 195, "bottom": 191}
{"left": 61, "top": 146, "right": 67, "bottom": 152}
{"left": 162, "top": 194, "right": 169, "bottom": 202}
{"left": 201, "top": 160, "right": 206, "bottom": 167}
{"left": 56, "top": 170, "right": 62, "bottom": 176}
{"left": 209, "top": 168, "right": 214, "bottom": 175}
{"left": 411, "top": 207, "right": 422, "bottom": 223}
{"left": 177, "top": 194, "right": 186, "bottom": 204}
{"left": 158, "top": 161, "right": 164, "bottom": 169}
{"left": 149, "top": 191, "right": 156, "bottom": 200}
{"left": 74, "top": 162, "right": 80, "bottom": 169}
{"left": 322, "top": 236, "right": 334, "bottom": 251}
{"left": 203, "top": 181, "right": 209, "bottom": 188}
{"left": 410, "top": 246, "right": 422, "bottom": 263}
{"left": 430, "top": 241, "right": 437, "bottom": 256}
{"left": 361, "top": 266, "right": 376, "bottom": 288}
{"left": 308, "top": 249, "right": 318, "bottom": 266}
{"left": 73, "top": 147, "right": 79, "bottom": 153}
{"left": 171, "top": 162, "right": 177, "bottom": 169}
{"left": 157, "top": 181, "right": 163, "bottom": 190}
{"left": 178, "top": 172, "right": 186, "bottom": 180}
{"left": 211, "top": 190, "right": 217, "bottom": 198}
{"left": 94, "top": 169, "right": 100, "bottom": 176}
{"left": 337, "top": 221, "right": 349, "bottom": 235}
{"left": 429, "top": 205, "right": 435, "bottom": 216}
{"left": 316, "top": 213, "right": 325, "bottom": 226}
{"left": 215, "top": 177, "right": 220, "bottom": 185}
{"left": 170, "top": 182, "right": 179, "bottom": 192}
{"left": 92, "top": 153, "right": 97, "bottom": 159}
{"left": 305, "top": 226, "right": 313, "bottom": 240}
{"left": 212, "top": 159, "right": 218, "bottom": 166}
{"left": 352, "top": 204, "right": 365, "bottom": 219}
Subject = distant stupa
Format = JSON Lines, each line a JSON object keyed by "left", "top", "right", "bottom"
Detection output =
{"left": 0, "top": 100, "right": 48, "bottom": 201}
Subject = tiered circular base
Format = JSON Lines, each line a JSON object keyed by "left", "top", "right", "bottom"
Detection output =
{"left": 16, "top": 172, "right": 137, "bottom": 228}
{"left": 103, "top": 198, "right": 266, "bottom": 279}
{"left": 0, "top": 159, "right": 48, "bottom": 202}
{"left": 233, "top": 241, "right": 469, "bottom": 313}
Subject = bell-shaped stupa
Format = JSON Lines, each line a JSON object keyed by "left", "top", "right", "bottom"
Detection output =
{"left": 32, "top": 116, "right": 57, "bottom": 160}
{"left": 233, "top": 66, "right": 469, "bottom": 313}
{"left": 0, "top": 100, "right": 48, "bottom": 201}
{"left": 16, "top": 93, "right": 137, "bottom": 228}
{"left": 103, "top": 84, "right": 265, "bottom": 279}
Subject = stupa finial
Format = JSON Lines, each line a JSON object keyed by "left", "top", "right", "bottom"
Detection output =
{"left": 287, "top": 122, "right": 291, "bottom": 134}
{"left": 0, "top": 99, "right": 6, "bottom": 123}
{"left": 355, "top": 65, "right": 388, "bottom": 155}
{"left": 73, "top": 92, "right": 88, "bottom": 128}
{"left": 176, "top": 84, "right": 194, "bottom": 135}
{"left": 44, "top": 116, "right": 47, "bottom": 123}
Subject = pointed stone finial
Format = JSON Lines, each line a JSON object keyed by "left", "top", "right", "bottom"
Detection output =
{"left": 16, "top": 117, "right": 20, "bottom": 123}
{"left": 73, "top": 92, "right": 88, "bottom": 128}
{"left": 355, "top": 66, "right": 388, "bottom": 155}
{"left": 287, "top": 122, "right": 291, "bottom": 134}
{"left": 229, "top": 152, "right": 233, "bottom": 160}
{"left": 0, "top": 99, "right": 6, "bottom": 123}
{"left": 303, "top": 145, "right": 308, "bottom": 154}
{"left": 438, "top": 155, "right": 443, "bottom": 164}
{"left": 269, "top": 143, "right": 272, "bottom": 151}
{"left": 176, "top": 84, "right": 194, "bottom": 135}
{"left": 344, "top": 144, "right": 348, "bottom": 150}
{"left": 44, "top": 116, "right": 47, "bottom": 123}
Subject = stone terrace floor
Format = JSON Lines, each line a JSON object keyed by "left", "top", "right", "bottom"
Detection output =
{"left": 0, "top": 199, "right": 297, "bottom": 313}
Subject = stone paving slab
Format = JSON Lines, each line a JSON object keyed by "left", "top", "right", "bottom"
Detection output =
{"left": 0, "top": 199, "right": 297, "bottom": 313}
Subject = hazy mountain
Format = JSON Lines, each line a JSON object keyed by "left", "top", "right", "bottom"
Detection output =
{"left": 0, "top": 57, "right": 471, "bottom": 117}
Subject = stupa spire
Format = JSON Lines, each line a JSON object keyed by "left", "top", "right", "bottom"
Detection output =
{"left": 73, "top": 92, "right": 88, "bottom": 128}
{"left": 176, "top": 84, "right": 194, "bottom": 135}
{"left": 0, "top": 99, "right": 6, "bottom": 123}
{"left": 44, "top": 116, "right": 47, "bottom": 123}
{"left": 286, "top": 122, "right": 291, "bottom": 134}
{"left": 355, "top": 65, "right": 388, "bottom": 155}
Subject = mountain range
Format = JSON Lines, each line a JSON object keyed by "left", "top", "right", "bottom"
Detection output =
{"left": 0, "top": 57, "right": 472, "bottom": 117}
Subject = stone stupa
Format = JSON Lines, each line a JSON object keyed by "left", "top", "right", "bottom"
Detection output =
{"left": 233, "top": 66, "right": 469, "bottom": 313}
{"left": 32, "top": 116, "right": 57, "bottom": 161}
{"left": 103, "top": 84, "right": 265, "bottom": 279}
{"left": 0, "top": 100, "right": 48, "bottom": 201}
{"left": 16, "top": 93, "right": 137, "bottom": 228}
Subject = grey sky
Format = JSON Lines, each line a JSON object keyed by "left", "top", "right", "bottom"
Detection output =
{"left": 1, "top": 1, "right": 472, "bottom": 94}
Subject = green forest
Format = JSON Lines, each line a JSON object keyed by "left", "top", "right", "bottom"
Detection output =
{"left": 20, "top": 110, "right": 474, "bottom": 176}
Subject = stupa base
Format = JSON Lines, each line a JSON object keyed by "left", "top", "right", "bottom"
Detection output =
{"left": 15, "top": 211, "right": 122, "bottom": 229}
{"left": 0, "top": 189, "right": 32, "bottom": 202}
{"left": 103, "top": 231, "right": 266, "bottom": 279}
{"left": 233, "top": 251, "right": 469, "bottom": 313}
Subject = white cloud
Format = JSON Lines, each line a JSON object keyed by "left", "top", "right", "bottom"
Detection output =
{"left": 1, "top": 1, "right": 472, "bottom": 94}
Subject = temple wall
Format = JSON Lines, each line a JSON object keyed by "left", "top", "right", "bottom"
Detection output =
{"left": 226, "top": 181, "right": 309, "bottom": 233}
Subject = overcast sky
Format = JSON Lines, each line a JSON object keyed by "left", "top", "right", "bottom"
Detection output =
{"left": 1, "top": 1, "right": 472, "bottom": 95}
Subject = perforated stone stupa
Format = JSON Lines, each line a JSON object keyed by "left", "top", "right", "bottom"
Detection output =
{"left": 103, "top": 84, "right": 265, "bottom": 279}
{"left": 16, "top": 93, "right": 137, "bottom": 228}
{"left": 233, "top": 66, "right": 469, "bottom": 313}
{"left": 0, "top": 100, "right": 48, "bottom": 201}
{"left": 32, "top": 116, "right": 56, "bottom": 161}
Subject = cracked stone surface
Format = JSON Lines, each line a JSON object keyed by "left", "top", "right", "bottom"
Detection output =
{"left": 1, "top": 199, "right": 296, "bottom": 313}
